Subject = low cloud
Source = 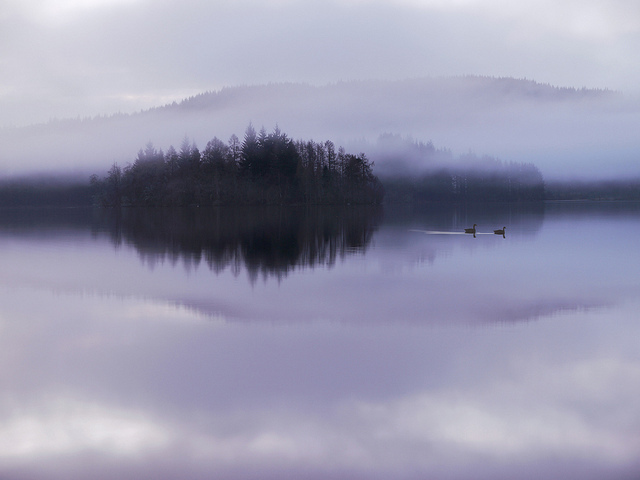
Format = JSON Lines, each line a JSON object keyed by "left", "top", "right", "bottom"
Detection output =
{"left": 1, "top": 78, "right": 638, "bottom": 180}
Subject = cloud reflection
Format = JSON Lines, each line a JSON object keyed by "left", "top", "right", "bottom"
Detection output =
{"left": 0, "top": 277, "right": 639, "bottom": 477}
{"left": 0, "top": 399, "right": 169, "bottom": 460}
{"left": 350, "top": 365, "right": 640, "bottom": 466}
{"left": 3, "top": 352, "right": 638, "bottom": 477}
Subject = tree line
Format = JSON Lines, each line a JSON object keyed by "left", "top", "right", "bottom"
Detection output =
{"left": 372, "top": 134, "right": 546, "bottom": 202}
{"left": 0, "top": 127, "right": 561, "bottom": 208}
{"left": 383, "top": 161, "right": 545, "bottom": 203}
{"left": 0, "top": 176, "right": 93, "bottom": 207}
{"left": 90, "top": 124, "right": 384, "bottom": 207}
{"left": 544, "top": 179, "right": 640, "bottom": 201}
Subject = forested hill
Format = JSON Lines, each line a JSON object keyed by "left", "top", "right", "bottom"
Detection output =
{"left": 0, "top": 76, "right": 629, "bottom": 180}
{"left": 369, "top": 133, "right": 545, "bottom": 203}
{"left": 88, "top": 123, "right": 549, "bottom": 207}
{"left": 1, "top": 76, "right": 636, "bottom": 205}
{"left": 153, "top": 77, "right": 614, "bottom": 115}
{"left": 90, "top": 125, "right": 384, "bottom": 206}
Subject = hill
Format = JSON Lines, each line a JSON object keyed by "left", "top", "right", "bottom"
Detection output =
{"left": 0, "top": 76, "right": 636, "bottom": 181}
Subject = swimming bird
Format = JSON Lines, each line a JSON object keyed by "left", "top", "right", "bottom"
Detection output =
{"left": 464, "top": 224, "right": 477, "bottom": 234}
{"left": 493, "top": 227, "right": 506, "bottom": 236}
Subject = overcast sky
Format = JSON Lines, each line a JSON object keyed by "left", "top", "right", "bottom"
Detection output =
{"left": 2, "top": 0, "right": 640, "bottom": 127}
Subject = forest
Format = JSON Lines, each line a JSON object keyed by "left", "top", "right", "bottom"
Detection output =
{"left": 544, "top": 179, "right": 640, "bottom": 201}
{"left": 89, "top": 126, "right": 547, "bottom": 207}
{"left": 5, "top": 123, "right": 639, "bottom": 207}
{"left": 382, "top": 162, "right": 545, "bottom": 203}
{"left": 370, "top": 134, "right": 546, "bottom": 203}
{"left": 90, "top": 124, "right": 384, "bottom": 206}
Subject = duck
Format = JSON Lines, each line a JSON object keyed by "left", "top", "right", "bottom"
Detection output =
{"left": 464, "top": 224, "right": 477, "bottom": 234}
{"left": 493, "top": 226, "right": 506, "bottom": 235}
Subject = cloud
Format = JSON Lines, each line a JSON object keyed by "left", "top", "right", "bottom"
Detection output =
{"left": 2, "top": 356, "right": 638, "bottom": 477}
{"left": 2, "top": 78, "right": 638, "bottom": 180}
{"left": 0, "top": 399, "right": 170, "bottom": 460}
{"left": 1, "top": 0, "right": 640, "bottom": 128}
{"left": 350, "top": 357, "right": 640, "bottom": 465}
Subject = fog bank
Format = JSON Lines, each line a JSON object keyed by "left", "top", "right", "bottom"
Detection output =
{"left": 1, "top": 77, "right": 638, "bottom": 181}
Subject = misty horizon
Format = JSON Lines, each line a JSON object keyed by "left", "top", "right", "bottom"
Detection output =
{"left": 3, "top": 0, "right": 640, "bottom": 182}
{"left": 1, "top": 76, "right": 639, "bottom": 183}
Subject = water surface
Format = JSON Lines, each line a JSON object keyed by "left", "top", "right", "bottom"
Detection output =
{"left": 0, "top": 203, "right": 638, "bottom": 479}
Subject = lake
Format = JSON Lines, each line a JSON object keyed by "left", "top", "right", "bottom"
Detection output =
{"left": 0, "top": 202, "right": 638, "bottom": 479}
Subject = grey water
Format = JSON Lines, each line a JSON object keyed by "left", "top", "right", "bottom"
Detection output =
{"left": 0, "top": 203, "right": 638, "bottom": 479}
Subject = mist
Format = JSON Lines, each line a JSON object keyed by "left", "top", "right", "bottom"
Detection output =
{"left": 1, "top": 77, "right": 638, "bottom": 182}
{"left": 4, "top": 0, "right": 640, "bottom": 127}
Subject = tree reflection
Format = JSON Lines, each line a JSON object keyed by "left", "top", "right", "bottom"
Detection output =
{"left": 93, "top": 206, "right": 382, "bottom": 281}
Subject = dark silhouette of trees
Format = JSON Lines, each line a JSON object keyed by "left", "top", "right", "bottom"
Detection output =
{"left": 90, "top": 124, "right": 548, "bottom": 207}
{"left": 384, "top": 160, "right": 545, "bottom": 203}
{"left": 446, "top": 157, "right": 544, "bottom": 202}
{"left": 126, "top": 142, "right": 166, "bottom": 205}
{"left": 202, "top": 136, "right": 234, "bottom": 204}
{"left": 545, "top": 178, "right": 640, "bottom": 200}
{"left": 0, "top": 176, "right": 93, "bottom": 207}
{"left": 374, "top": 135, "right": 545, "bottom": 203}
{"left": 91, "top": 125, "right": 385, "bottom": 206}
{"left": 91, "top": 162, "right": 124, "bottom": 207}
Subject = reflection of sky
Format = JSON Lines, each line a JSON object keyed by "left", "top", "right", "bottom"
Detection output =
{"left": 0, "top": 212, "right": 634, "bottom": 325}
{"left": 0, "top": 206, "right": 639, "bottom": 478}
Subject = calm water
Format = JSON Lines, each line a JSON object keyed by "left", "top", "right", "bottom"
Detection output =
{"left": 0, "top": 203, "right": 639, "bottom": 479}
